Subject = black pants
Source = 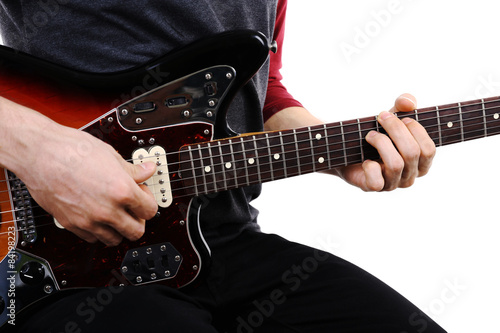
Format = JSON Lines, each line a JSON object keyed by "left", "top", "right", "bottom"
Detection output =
{"left": 15, "top": 231, "right": 446, "bottom": 332}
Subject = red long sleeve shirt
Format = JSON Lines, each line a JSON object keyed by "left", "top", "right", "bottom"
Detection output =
{"left": 263, "top": 0, "right": 304, "bottom": 123}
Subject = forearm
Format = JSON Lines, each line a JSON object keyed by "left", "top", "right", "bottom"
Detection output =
{"left": 0, "top": 96, "right": 56, "bottom": 174}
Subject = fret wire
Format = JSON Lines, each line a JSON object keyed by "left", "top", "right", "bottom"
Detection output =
{"left": 217, "top": 141, "right": 227, "bottom": 191}
{"left": 198, "top": 144, "right": 209, "bottom": 195}
{"left": 308, "top": 126, "right": 316, "bottom": 173}
{"left": 323, "top": 124, "right": 332, "bottom": 169}
{"left": 252, "top": 135, "right": 262, "bottom": 184}
{"left": 266, "top": 133, "right": 274, "bottom": 182}
{"left": 482, "top": 98, "right": 487, "bottom": 137}
{"left": 240, "top": 137, "right": 250, "bottom": 186}
{"left": 458, "top": 102, "right": 464, "bottom": 142}
{"left": 340, "top": 121, "right": 348, "bottom": 166}
{"left": 187, "top": 145, "right": 199, "bottom": 196}
{"left": 279, "top": 131, "right": 288, "bottom": 179}
{"left": 356, "top": 118, "right": 365, "bottom": 161}
{"left": 206, "top": 142, "right": 217, "bottom": 192}
{"left": 293, "top": 129, "right": 301, "bottom": 175}
{"left": 435, "top": 106, "right": 443, "bottom": 147}
{"left": 228, "top": 138, "right": 238, "bottom": 188}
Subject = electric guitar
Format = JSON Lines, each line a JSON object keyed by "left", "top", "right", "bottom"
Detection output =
{"left": 0, "top": 30, "right": 499, "bottom": 327}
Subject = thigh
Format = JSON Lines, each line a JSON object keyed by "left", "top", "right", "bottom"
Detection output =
{"left": 200, "top": 231, "right": 447, "bottom": 333}
{"left": 15, "top": 285, "right": 218, "bottom": 333}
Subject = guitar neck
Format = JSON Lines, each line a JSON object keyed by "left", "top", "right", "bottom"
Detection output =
{"left": 177, "top": 96, "right": 500, "bottom": 196}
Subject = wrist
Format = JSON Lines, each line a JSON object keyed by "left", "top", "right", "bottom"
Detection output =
{"left": 0, "top": 97, "right": 55, "bottom": 174}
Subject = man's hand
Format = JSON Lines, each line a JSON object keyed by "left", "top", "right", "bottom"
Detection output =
{"left": 1, "top": 98, "right": 158, "bottom": 246}
{"left": 264, "top": 93, "right": 436, "bottom": 192}
{"left": 335, "top": 94, "right": 436, "bottom": 191}
{"left": 29, "top": 127, "right": 159, "bottom": 246}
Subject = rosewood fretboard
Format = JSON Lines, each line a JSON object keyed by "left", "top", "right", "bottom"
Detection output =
{"left": 175, "top": 96, "right": 500, "bottom": 197}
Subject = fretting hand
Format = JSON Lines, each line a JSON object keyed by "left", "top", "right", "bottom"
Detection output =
{"left": 264, "top": 93, "right": 436, "bottom": 192}
{"left": 334, "top": 94, "right": 436, "bottom": 191}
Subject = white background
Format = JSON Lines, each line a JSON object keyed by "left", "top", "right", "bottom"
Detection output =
{"left": 254, "top": 1, "right": 500, "bottom": 332}
{"left": 1, "top": 1, "right": 499, "bottom": 331}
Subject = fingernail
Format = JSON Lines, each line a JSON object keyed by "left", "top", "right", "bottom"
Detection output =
{"left": 140, "top": 162, "right": 155, "bottom": 171}
{"left": 401, "top": 95, "right": 417, "bottom": 109}
{"left": 366, "top": 131, "right": 377, "bottom": 139}
{"left": 402, "top": 117, "right": 414, "bottom": 125}
{"left": 378, "top": 111, "right": 394, "bottom": 121}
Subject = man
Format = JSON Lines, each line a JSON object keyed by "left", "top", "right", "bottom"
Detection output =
{"left": 0, "top": 0, "right": 442, "bottom": 332}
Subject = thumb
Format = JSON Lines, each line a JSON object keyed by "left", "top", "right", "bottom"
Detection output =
{"left": 391, "top": 93, "right": 417, "bottom": 113}
{"left": 126, "top": 161, "right": 157, "bottom": 183}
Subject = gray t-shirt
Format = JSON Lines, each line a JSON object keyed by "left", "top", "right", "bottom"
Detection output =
{"left": 0, "top": 0, "right": 279, "bottom": 247}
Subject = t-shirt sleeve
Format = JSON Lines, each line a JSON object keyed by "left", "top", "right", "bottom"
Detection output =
{"left": 263, "top": 0, "right": 303, "bottom": 123}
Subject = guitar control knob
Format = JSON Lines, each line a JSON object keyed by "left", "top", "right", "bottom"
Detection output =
{"left": 19, "top": 262, "right": 45, "bottom": 286}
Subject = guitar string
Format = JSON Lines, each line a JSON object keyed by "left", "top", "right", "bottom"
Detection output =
{"left": 0, "top": 104, "right": 499, "bottom": 234}
{"left": 1, "top": 121, "right": 499, "bottom": 231}
{"left": 0, "top": 117, "right": 496, "bottom": 240}
{"left": 0, "top": 111, "right": 498, "bottom": 205}
{"left": 0, "top": 113, "right": 498, "bottom": 210}
{"left": 0, "top": 97, "right": 498, "bottom": 191}
{"left": 0, "top": 97, "right": 497, "bottom": 193}
{"left": 0, "top": 104, "right": 499, "bottom": 204}
{"left": 2, "top": 98, "right": 499, "bottom": 192}
{"left": 127, "top": 98, "right": 500, "bottom": 166}
{"left": 0, "top": 95, "right": 495, "bottom": 188}
{"left": 168, "top": 121, "right": 500, "bottom": 196}
{"left": 0, "top": 98, "right": 498, "bottom": 199}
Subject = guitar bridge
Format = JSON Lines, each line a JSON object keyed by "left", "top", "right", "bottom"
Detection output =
{"left": 7, "top": 171, "right": 37, "bottom": 243}
{"left": 121, "top": 243, "right": 182, "bottom": 285}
